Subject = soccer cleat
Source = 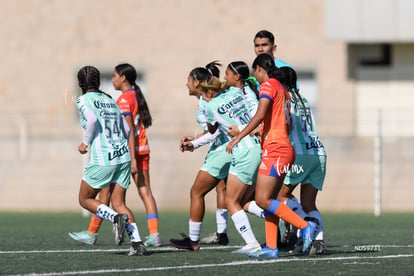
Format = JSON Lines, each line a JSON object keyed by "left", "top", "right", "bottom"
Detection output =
{"left": 279, "top": 222, "right": 298, "bottom": 251}
{"left": 309, "top": 240, "right": 327, "bottom": 255}
{"left": 128, "top": 241, "right": 147, "bottom": 256}
{"left": 170, "top": 233, "right": 200, "bottom": 251}
{"left": 143, "top": 232, "right": 162, "bottom": 247}
{"left": 300, "top": 221, "right": 316, "bottom": 253}
{"left": 113, "top": 214, "right": 129, "bottom": 245}
{"left": 200, "top": 232, "right": 229, "bottom": 245}
{"left": 232, "top": 241, "right": 261, "bottom": 254}
{"left": 247, "top": 245, "right": 279, "bottom": 258}
{"left": 68, "top": 230, "right": 97, "bottom": 245}
{"left": 289, "top": 237, "right": 303, "bottom": 254}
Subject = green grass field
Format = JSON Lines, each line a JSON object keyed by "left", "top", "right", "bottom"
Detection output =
{"left": 0, "top": 211, "right": 413, "bottom": 275}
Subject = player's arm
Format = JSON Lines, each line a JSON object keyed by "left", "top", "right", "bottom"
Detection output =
{"left": 226, "top": 97, "right": 269, "bottom": 153}
{"left": 123, "top": 113, "right": 137, "bottom": 175}
{"left": 78, "top": 108, "right": 97, "bottom": 154}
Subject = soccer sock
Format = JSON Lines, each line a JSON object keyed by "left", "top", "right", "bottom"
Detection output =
{"left": 127, "top": 222, "right": 142, "bottom": 242}
{"left": 267, "top": 199, "right": 308, "bottom": 229}
{"left": 88, "top": 214, "right": 103, "bottom": 234}
{"left": 307, "top": 210, "right": 324, "bottom": 240}
{"left": 96, "top": 204, "right": 117, "bottom": 222}
{"left": 264, "top": 214, "right": 279, "bottom": 249}
{"left": 189, "top": 219, "right": 202, "bottom": 242}
{"left": 247, "top": 201, "right": 265, "bottom": 218}
{"left": 216, "top": 208, "right": 228, "bottom": 234}
{"left": 146, "top": 213, "right": 159, "bottom": 235}
{"left": 231, "top": 210, "right": 257, "bottom": 244}
{"left": 285, "top": 197, "right": 307, "bottom": 219}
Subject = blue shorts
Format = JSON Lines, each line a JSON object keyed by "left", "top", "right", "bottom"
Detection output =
{"left": 283, "top": 154, "right": 326, "bottom": 190}
{"left": 83, "top": 162, "right": 131, "bottom": 189}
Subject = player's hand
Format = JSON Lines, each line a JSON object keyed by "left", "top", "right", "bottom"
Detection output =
{"left": 226, "top": 139, "right": 238, "bottom": 154}
{"left": 130, "top": 158, "right": 138, "bottom": 175}
{"left": 78, "top": 143, "right": 88, "bottom": 154}
{"left": 227, "top": 126, "right": 240, "bottom": 138}
{"left": 180, "top": 136, "right": 194, "bottom": 151}
{"left": 180, "top": 141, "right": 195, "bottom": 152}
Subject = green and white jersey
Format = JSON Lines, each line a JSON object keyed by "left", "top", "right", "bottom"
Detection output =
{"left": 197, "top": 96, "right": 229, "bottom": 151}
{"left": 238, "top": 84, "right": 258, "bottom": 132}
{"left": 289, "top": 92, "right": 326, "bottom": 156}
{"left": 206, "top": 87, "right": 258, "bottom": 151}
{"left": 77, "top": 91, "right": 131, "bottom": 166}
{"left": 196, "top": 97, "right": 209, "bottom": 132}
{"left": 241, "top": 84, "right": 258, "bottom": 117}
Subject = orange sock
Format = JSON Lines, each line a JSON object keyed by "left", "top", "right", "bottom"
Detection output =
{"left": 275, "top": 203, "right": 308, "bottom": 229}
{"left": 265, "top": 215, "right": 279, "bottom": 249}
{"left": 88, "top": 214, "right": 103, "bottom": 234}
{"left": 147, "top": 214, "right": 159, "bottom": 235}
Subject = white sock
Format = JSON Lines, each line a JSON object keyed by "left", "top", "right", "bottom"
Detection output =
{"left": 307, "top": 210, "right": 324, "bottom": 240}
{"left": 216, "top": 208, "right": 228, "bottom": 234}
{"left": 247, "top": 201, "right": 265, "bottom": 218}
{"left": 231, "top": 210, "right": 257, "bottom": 244}
{"left": 189, "top": 220, "right": 202, "bottom": 242}
{"left": 96, "top": 204, "right": 117, "bottom": 222}
{"left": 127, "top": 222, "right": 142, "bottom": 242}
{"left": 285, "top": 197, "right": 307, "bottom": 219}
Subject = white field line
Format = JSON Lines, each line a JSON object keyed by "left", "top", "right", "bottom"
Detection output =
{"left": 4, "top": 253, "right": 414, "bottom": 276}
{"left": 0, "top": 244, "right": 413, "bottom": 254}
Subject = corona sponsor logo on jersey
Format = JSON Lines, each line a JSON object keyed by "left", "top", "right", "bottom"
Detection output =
{"left": 93, "top": 99, "right": 118, "bottom": 109}
{"left": 217, "top": 95, "right": 244, "bottom": 115}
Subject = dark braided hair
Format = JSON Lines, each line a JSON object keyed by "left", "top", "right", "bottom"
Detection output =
{"left": 115, "top": 63, "right": 152, "bottom": 128}
{"left": 189, "top": 60, "right": 221, "bottom": 83}
{"left": 279, "top": 66, "right": 306, "bottom": 112}
{"left": 228, "top": 61, "right": 259, "bottom": 99}
{"left": 77, "top": 65, "right": 111, "bottom": 98}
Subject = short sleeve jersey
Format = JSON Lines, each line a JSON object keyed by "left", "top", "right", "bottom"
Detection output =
{"left": 117, "top": 90, "right": 150, "bottom": 155}
{"left": 207, "top": 87, "right": 258, "bottom": 151}
{"left": 289, "top": 93, "right": 326, "bottom": 155}
{"left": 259, "top": 78, "right": 291, "bottom": 147}
{"left": 76, "top": 92, "right": 131, "bottom": 166}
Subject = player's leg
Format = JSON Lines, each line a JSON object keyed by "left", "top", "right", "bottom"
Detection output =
{"left": 226, "top": 174, "right": 261, "bottom": 254}
{"left": 170, "top": 170, "right": 219, "bottom": 251}
{"left": 201, "top": 179, "right": 229, "bottom": 245}
{"left": 69, "top": 186, "right": 111, "bottom": 245}
{"left": 134, "top": 154, "right": 161, "bottom": 247}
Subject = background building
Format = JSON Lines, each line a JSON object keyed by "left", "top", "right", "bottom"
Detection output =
{"left": 0, "top": 0, "right": 412, "bottom": 213}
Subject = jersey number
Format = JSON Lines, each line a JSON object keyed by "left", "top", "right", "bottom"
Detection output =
{"left": 104, "top": 119, "right": 121, "bottom": 139}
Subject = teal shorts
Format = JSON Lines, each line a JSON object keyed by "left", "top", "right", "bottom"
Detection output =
{"left": 283, "top": 154, "right": 326, "bottom": 190}
{"left": 201, "top": 148, "right": 231, "bottom": 180}
{"left": 229, "top": 144, "right": 261, "bottom": 185}
{"left": 83, "top": 161, "right": 131, "bottom": 189}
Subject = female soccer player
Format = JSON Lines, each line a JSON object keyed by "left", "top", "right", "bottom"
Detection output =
{"left": 185, "top": 62, "right": 230, "bottom": 246}
{"left": 277, "top": 66, "right": 327, "bottom": 255}
{"left": 170, "top": 63, "right": 232, "bottom": 251}
{"left": 70, "top": 63, "right": 161, "bottom": 248}
{"left": 226, "top": 54, "right": 316, "bottom": 258}
{"left": 111, "top": 63, "right": 161, "bottom": 247}
{"left": 75, "top": 65, "right": 146, "bottom": 256}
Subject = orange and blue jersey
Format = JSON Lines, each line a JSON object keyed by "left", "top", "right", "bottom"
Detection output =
{"left": 259, "top": 78, "right": 291, "bottom": 147}
{"left": 117, "top": 89, "right": 150, "bottom": 155}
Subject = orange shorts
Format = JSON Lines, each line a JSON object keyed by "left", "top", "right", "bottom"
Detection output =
{"left": 258, "top": 143, "right": 295, "bottom": 178}
{"left": 135, "top": 153, "right": 150, "bottom": 170}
